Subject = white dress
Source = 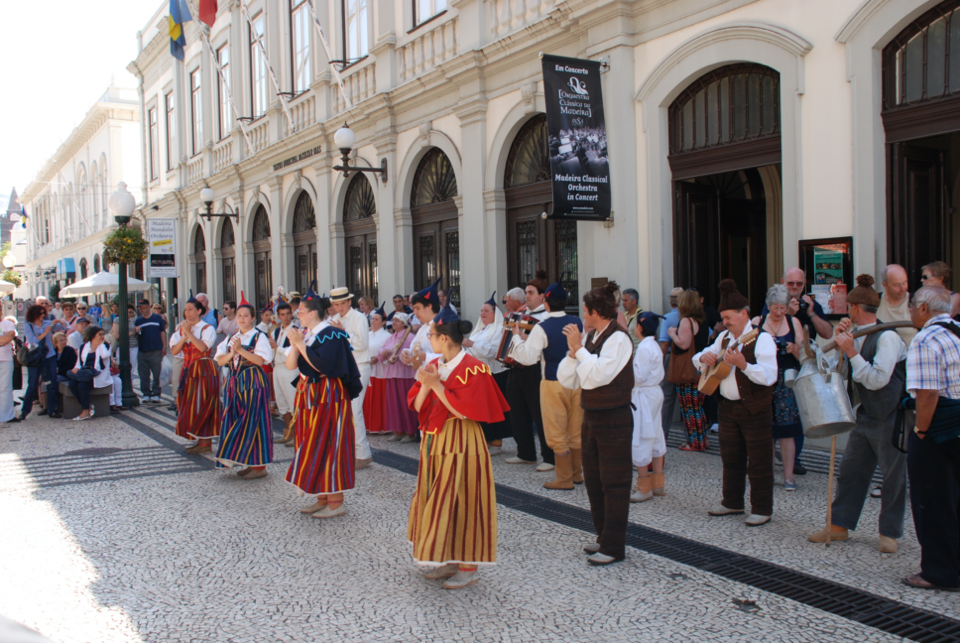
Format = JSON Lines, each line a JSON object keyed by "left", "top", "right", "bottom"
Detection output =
{"left": 631, "top": 335, "right": 666, "bottom": 467}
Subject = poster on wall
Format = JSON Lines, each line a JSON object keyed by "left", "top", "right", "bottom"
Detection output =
{"left": 799, "top": 237, "right": 852, "bottom": 318}
{"left": 146, "top": 218, "right": 177, "bottom": 279}
{"left": 540, "top": 54, "right": 611, "bottom": 221}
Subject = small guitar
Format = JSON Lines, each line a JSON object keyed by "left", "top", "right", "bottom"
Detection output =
{"left": 697, "top": 328, "right": 760, "bottom": 395}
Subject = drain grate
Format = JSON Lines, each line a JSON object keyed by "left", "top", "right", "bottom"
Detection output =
{"left": 61, "top": 448, "right": 124, "bottom": 457}
{"left": 372, "top": 448, "right": 960, "bottom": 643}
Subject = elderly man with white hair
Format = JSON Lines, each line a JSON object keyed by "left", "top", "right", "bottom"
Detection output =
{"left": 878, "top": 264, "right": 918, "bottom": 347}
{"left": 503, "top": 288, "right": 525, "bottom": 316}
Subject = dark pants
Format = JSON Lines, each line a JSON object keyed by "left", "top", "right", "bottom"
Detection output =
{"left": 506, "top": 366, "right": 553, "bottom": 464}
{"left": 908, "top": 432, "right": 960, "bottom": 588}
{"left": 67, "top": 378, "right": 93, "bottom": 411}
{"left": 718, "top": 399, "right": 774, "bottom": 516}
{"left": 138, "top": 350, "right": 163, "bottom": 397}
{"left": 582, "top": 406, "right": 634, "bottom": 561}
{"left": 22, "top": 356, "right": 58, "bottom": 417}
{"left": 481, "top": 370, "right": 512, "bottom": 442}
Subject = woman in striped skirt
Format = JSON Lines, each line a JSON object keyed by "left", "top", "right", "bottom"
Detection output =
{"left": 284, "top": 293, "right": 362, "bottom": 518}
{"left": 170, "top": 294, "right": 221, "bottom": 453}
{"left": 214, "top": 295, "right": 274, "bottom": 479}
{"left": 407, "top": 305, "right": 510, "bottom": 590}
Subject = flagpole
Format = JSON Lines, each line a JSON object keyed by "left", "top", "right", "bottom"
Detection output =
{"left": 303, "top": 0, "right": 353, "bottom": 111}
{"left": 236, "top": 0, "right": 295, "bottom": 130}
{"left": 180, "top": 0, "right": 255, "bottom": 156}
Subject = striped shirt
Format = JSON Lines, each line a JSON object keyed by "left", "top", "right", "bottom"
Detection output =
{"left": 906, "top": 314, "right": 960, "bottom": 400}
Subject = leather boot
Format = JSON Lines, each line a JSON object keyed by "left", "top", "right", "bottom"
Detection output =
{"left": 543, "top": 453, "right": 574, "bottom": 490}
{"left": 570, "top": 448, "right": 584, "bottom": 484}
{"left": 281, "top": 413, "right": 296, "bottom": 445}
{"left": 630, "top": 476, "right": 654, "bottom": 502}
{"left": 652, "top": 473, "right": 665, "bottom": 496}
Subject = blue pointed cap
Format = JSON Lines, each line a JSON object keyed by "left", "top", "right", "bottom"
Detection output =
{"left": 485, "top": 291, "right": 497, "bottom": 308}
{"left": 544, "top": 278, "right": 567, "bottom": 301}
{"left": 417, "top": 275, "right": 442, "bottom": 303}
{"left": 432, "top": 304, "right": 460, "bottom": 326}
{"left": 186, "top": 289, "right": 198, "bottom": 306}
{"left": 373, "top": 301, "right": 386, "bottom": 318}
{"left": 303, "top": 280, "right": 319, "bottom": 301}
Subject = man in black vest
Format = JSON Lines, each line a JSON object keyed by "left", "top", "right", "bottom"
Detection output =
{"left": 808, "top": 275, "right": 907, "bottom": 552}
{"left": 558, "top": 281, "right": 634, "bottom": 565}
{"left": 694, "top": 280, "right": 778, "bottom": 526}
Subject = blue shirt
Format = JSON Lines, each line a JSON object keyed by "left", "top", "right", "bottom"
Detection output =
{"left": 659, "top": 308, "right": 680, "bottom": 346}
{"left": 135, "top": 314, "right": 167, "bottom": 352}
{"left": 202, "top": 308, "right": 219, "bottom": 327}
{"left": 25, "top": 320, "right": 56, "bottom": 358}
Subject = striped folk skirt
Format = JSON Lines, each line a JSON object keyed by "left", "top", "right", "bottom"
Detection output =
{"left": 176, "top": 358, "right": 222, "bottom": 440}
{"left": 407, "top": 418, "right": 498, "bottom": 566}
{"left": 285, "top": 376, "right": 356, "bottom": 496}
{"left": 215, "top": 366, "right": 273, "bottom": 468}
{"left": 362, "top": 376, "right": 387, "bottom": 433}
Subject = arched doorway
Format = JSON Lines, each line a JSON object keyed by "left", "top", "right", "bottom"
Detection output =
{"left": 220, "top": 219, "right": 237, "bottom": 303}
{"left": 505, "top": 113, "right": 579, "bottom": 304}
{"left": 343, "top": 174, "right": 377, "bottom": 304}
{"left": 669, "top": 64, "right": 782, "bottom": 312}
{"left": 292, "top": 192, "right": 317, "bottom": 295}
{"left": 252, "top": 205, "right": 272, "bottom": 311}
{"left": 883, "top": 0, "right": 960, "bottom": 290}
{"left": 193, "top": 227, "right": 207, "bottom": 295}
{"left": 411, "top": 148, "right": 459, "bottom": 307}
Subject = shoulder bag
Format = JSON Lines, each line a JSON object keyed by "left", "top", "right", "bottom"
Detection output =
{"left": 666, "top": 318, "right": 701, "bottom": 385}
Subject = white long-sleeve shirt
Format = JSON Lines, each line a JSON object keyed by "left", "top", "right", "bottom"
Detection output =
{"left": 557, "top": 320, "right": 633, "bottom": 391}
{"left": 412, "top": 319, "right": 440, "bottom": 364}
{"left": 633, "top": 335, "right": 665, "bottom": 440}
{"left": 510, "top": 310, "right": 567, "bottom": 379}
{"left": 467, "top": 318, "right": 505, "bottom": 375}
{"left": 847, "top": 322, "right": 908, "bottom": 391}
{"left": 692, "top": 324, "right": 778, "bottom": 401}
{"left": 333, "top": 308, "right": 370, "bottom": 364}
{"left": 215, "top": 328, "right": 273, "bottom": 364}
{"left": 169, "top": 320, "right": 217, "bottom": 352}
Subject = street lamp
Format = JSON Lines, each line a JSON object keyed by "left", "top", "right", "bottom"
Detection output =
{"left": 199, "top": 187, "right": 239, "bottom": 222}
{"left": 332, "top": 123, "right": 388, "bottom": 183}
{"left": 108, "top": 182, "right": 140, "bottom": 408}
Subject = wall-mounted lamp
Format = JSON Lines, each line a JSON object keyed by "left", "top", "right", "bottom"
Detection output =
{"left": 332, "top": 123, "right": 388, "bottom": 184}
{"left": 200, "top": 188, "right": 240, "bottom": 223}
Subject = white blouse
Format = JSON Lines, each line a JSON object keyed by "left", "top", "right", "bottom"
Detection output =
{"left": 169, "top": 320, "right": 217, "bottom": 351}
{"left": 215, "top": 327, "right": 274, "bottom": 364}
{"left": 79, "top": 342, "right": 114, "bottom": 389}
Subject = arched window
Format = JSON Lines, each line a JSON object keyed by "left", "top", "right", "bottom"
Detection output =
{"left": 411, "top": 148, "right": 459, "bottom": 306}
{"left": 93, "top": 254, "right": 101, "bottom": 273}
{"left": 343, "top": 175, "right": 377, "bottom": 304}
{"left": 194, "top": 227, "right": 207, "bottom": 295}
{"left": 100, "top": 155, "right": 109, "bottom": 228}
{"left": 220, "top": 218, "right": 236, "bottom": 303}
{"left": 504, "top": 114, "right": 578, "bottom": 308}
{"left": 90, "top": 162, "right": 99, "bottom": 226}
{"left": 252, "top": 205, "right": 272, "bottom": 311}
{"left": 292, "top": 191, "right": 317, "bottom": 295}
{"left": 77, "top": 167, "right": 87, "bottom": 236}
{"left": 884, "top": 1, "right": 960, "bottom": 109}
{"left": 79, "top": 257, "right": 88, "bottom": 280}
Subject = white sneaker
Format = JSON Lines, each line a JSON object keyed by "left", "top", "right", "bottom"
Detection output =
{"left": 487, "top": 446, "right": 503, "bottom": 456}
{"left": 630, "top": 489, "right": 653, "bottom": 503}
{"left": 442, "top": 570, "right": 479, "bottom": 589}
{"left": 400, "top": 435, "right": 415, "bottom": 443}
{"left": 386, "top": 433, "right": 403, "bottom": 442}
{"left": 587, "top": 552, "right": 618, "bottom": 566}
{"left": 536, "top": 462, "right": 556, "bottom": 472}
{"left": 505, "top": 456, "right": 536, "bottom": 464}
{"left": 423, "top": 563, "right": 458, "bottom": 580}
{"left": 745, "top": 514, "right": 771, "bottom": 526}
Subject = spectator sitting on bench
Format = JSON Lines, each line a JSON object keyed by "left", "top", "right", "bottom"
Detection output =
{"left": 69, "top": 325, "right": 112, "bottom": 422}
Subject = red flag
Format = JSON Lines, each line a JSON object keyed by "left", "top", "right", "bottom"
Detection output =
{"left": 199, "top": 0, "right": 217, "bottom": 27}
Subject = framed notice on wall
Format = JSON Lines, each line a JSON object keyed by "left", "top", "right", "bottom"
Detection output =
{"left": 147, "top": 218, "right": 178, "bottom": 279}
{"left": 798, "top": 237, "right": 853, "bottom": 318}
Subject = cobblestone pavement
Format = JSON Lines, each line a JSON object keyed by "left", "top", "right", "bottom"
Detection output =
{"left": 0, "top": 396, "right": 954, "bottom": 643}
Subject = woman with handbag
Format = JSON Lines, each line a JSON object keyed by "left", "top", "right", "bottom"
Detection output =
{"left": 667, "top": 290, "right": 710, "bottom": 451}
{"left": 68, "top": 325, "right": 112, "bottom": 421}
{"left": 20, "top": 304, "right": 63, "bottom": 420}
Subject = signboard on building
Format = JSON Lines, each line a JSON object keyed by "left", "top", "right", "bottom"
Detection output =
{"left": 147, "top": 219, "right": 177, "bottom": 278}
{"left": 540, "top": 54, "right": 611, "bottom": 221}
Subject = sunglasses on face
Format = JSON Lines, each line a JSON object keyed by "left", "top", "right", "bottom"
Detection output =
{"left": 921, "top": 274, "right": 933, "bottom": 281}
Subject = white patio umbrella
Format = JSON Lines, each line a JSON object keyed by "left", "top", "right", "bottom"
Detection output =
{"left": 58, "top": 271, "right": 154, "bottom": 297}
{"left": 0, "top": 280, "right": 17, "bottom": 295}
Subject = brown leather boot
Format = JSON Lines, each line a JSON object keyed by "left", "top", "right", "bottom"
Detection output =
{"left": 652, "top": 473, "right": 665, "bottom": 496}
{"left": 570, "top": 448, "right": 584, "bottom": 484}
{"left": 543, "top": 453, "right": 574, "bottom": 490}
{"left": 281, "top": 413, "right": 296, "bottom": 446}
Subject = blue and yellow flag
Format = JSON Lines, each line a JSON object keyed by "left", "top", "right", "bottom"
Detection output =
{"left": 19, "top": 205, "right": 26, "bottom": 227}
{"left": 168, "top": 0, "right": 192, "bottom": 61}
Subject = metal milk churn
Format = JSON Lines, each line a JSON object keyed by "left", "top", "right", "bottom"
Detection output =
{"left": 784, "top": 348, "right": 856, "bottom": 439}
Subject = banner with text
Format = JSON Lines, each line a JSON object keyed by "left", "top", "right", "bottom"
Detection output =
{"left": 146, "top": 218, "right": 178, "bottom": 278}
{"left": 541, "top": 54, "right": 611, "bottom": 221}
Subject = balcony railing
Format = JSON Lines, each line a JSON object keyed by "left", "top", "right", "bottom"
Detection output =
{"left": 250, "top": 119, "right": 270, "bottom": 153}
{"left": 488, "top": 0, "right": 556, "bottom": 39}
{"left": 398, "top": 16, "right": 459, "bottom": 84}
{"left": 187, "top": 156, "right": 204, "bottom": 184}
{"left": 288, "top": 94, "right": 315, "bottom": 134}
{"left": 214, "top": 139, "right": 233, "bottom": 173}
{"left": 335, "top": 60, "right": 377, "bottom": 113}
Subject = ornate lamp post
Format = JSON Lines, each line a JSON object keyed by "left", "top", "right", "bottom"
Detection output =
{"left": 332, "top": 123, "right": 388, "bottom": 183}
{"left": 108, "top": 182, "right": 140, "bottom": 408}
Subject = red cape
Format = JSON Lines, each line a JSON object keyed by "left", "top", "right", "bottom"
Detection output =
{"left": 407, "top": 353, "right": 510, "bottom": 434}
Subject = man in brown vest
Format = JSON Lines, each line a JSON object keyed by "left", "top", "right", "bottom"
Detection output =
{"left": 693, "top": 279, "right": 778, "bottom": 526}
{"left": 558, "top": 281, "right": 635, "bottom": 565}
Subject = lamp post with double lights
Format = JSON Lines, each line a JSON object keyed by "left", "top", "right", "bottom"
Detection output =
{"left": 108, "top": 182, "right": 140, "bottom": 408}
{"left": 332, "top": 123, "right": 388, "bottom": 183}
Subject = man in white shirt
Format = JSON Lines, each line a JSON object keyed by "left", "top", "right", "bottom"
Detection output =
{"left": 0, "top": 316, "right": 17, "bottom": 423}
{"left": 878, "top": 263, "right": 918, "bottom": 347}
{"left": 270, "top": 302, "right": 300, "bottom": 446}
{"left": 330, "top": 286, "right": 373, "bottom": 469}
{"left": 808, "top": 275, "right": 908, "bottom": 552}
{"left": 557, "top": 281, "right": 634, "bottom": 565}
{"left": 67, "top": 318, "right": 91, "bottom": 352}
{"left": 693, "top": 279, "right": 778, "bottom": 527}
{"left": 403, "top": 278, "right": 443, "bottom": 370}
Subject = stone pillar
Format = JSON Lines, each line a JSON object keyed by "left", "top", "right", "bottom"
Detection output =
{"left": 372, "top": 131, "right": 398, "bottom": 304}
{"left": 313, "top": 157, "right": 334, "bottom": 291}
{"left": 268, "top": 175, "right": 287, "bottom": 294}
{"left": 483, "top": 188, "right": 508, "bottom": 299}
{"left": 454, "top": 98, "right": 488, "bottom": 317}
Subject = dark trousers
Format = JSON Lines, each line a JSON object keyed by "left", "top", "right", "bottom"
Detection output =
{"left": 908, "top": 432, "right": 960, "bottom": 588}
{"left": 506, "top": 366, "right": 553, "bottom": 464}
{"left": 22, "top": 356, "right": 58, "bottom": 417}
{"left": 582, "top": 406, "right": 634, "bottom": 560}
{"left": 138, "top": 350, "right": 163, "bottom": 397}
{"left": 481, "top": 370, "right": 512, "bottom": 442}
{"left": 718, "top": 399, "right": 774, "bottom": 516}
{"left": 67, "top": 378, "right": 93, "bottom": 411}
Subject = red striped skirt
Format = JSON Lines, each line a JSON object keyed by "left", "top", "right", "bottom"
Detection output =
{"left": 176, "top": 358, "right": 221, "bottom": 440}
{"left": 285, "top": 376, "right": 356, "bottom": 495}
{"left": 362, "top": 376, "right": 387, "bottom": 433}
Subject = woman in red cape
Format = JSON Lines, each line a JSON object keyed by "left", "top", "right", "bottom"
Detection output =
{"left": 407, "top": 306, "right": 509, "bottom": 590}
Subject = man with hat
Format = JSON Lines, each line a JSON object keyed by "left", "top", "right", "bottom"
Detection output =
{"left": 659, "top": 286, "right": 685, "bottom": 439}
{"left": 403, "top": 277, "right": 444, "bottom": 371}
{"left": 67, "top": 317, "right": 91, "bottom": 351}
{"left": 510, "top": 278, "right": 584, "bottom": 490}
{"left": 330, "top": 285, "right": 373, "bottom": 469}
{"left": 693, "top": 279, "right": 778, "bottom": 527}
{"left": 808, "top": 275, "right": 907, "bottom": 552}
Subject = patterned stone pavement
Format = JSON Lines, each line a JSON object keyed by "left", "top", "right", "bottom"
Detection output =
{"left": 0, "top": 395, "right": 954, "bottom": 643}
